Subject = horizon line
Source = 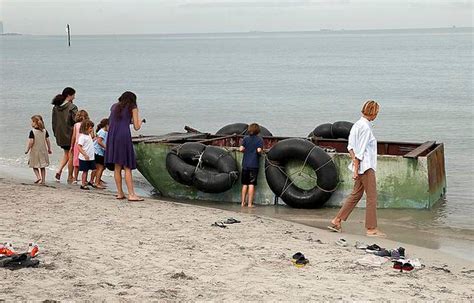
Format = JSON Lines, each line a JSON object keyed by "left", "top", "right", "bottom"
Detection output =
{"left": 2, "top": 26, "right": 473, "bottom": 36}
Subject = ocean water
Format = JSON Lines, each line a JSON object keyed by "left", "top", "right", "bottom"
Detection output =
{"left": 1, "top": 28, "right": 473, "bottom": 249}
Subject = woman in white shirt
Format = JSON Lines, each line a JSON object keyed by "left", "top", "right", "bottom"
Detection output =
{"left": 328, "top": 100, "right": 385, "bottom": 237}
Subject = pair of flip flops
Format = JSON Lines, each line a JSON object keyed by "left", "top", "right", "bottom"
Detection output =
{"left": 0, "top": 253, "right": 39, "bottom": 270}
{"left": 211, "top": 218, "right": 241, "bottom": 228}
{"left": 292, "top": 252, "right": 309, "bottom": 267}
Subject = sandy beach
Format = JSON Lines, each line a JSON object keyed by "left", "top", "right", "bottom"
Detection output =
{"left": 0, "top": 178, "right": 473, "bottom": 301}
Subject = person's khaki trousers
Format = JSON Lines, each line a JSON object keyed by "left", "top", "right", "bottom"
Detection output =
{"left": 336, "top": 168, "right": 377, "bottom": 229}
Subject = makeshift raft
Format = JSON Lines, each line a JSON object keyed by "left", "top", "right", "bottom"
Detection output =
{"left": 132, "top": 128, "right": 446, "bottom": 209}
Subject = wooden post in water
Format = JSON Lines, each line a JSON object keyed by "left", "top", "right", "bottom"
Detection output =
{"left": 67, "top": 24, "right": 71, "bottom": 47}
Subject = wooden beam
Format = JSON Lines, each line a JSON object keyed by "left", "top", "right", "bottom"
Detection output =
{"left": 403, "top": 141, "right": 436, "bottom": 159}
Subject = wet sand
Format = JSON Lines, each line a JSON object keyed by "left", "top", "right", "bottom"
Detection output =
{"left": 1, "top": 178, "right": 473, "bottom": 301}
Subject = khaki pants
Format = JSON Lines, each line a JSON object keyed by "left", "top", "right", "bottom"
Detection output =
{"left": 336, "top": 168, "right": 377, "bottom": 229}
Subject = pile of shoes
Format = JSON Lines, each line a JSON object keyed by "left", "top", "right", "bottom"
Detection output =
{"left": 0, "top": 242, "right": 40, "bottom": 270}
{"left": 291, "top": 252, "right": 309, "bottom": 268}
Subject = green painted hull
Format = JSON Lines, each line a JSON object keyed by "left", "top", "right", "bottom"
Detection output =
{"left": 133, "top": 138, "right": 446, "bottom": 209}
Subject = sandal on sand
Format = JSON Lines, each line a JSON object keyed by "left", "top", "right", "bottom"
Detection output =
{"left": 327, "top": 223, "right": 342, "bottom": 233}
{"left": 292, "top": 252, "right": 304, "bottom": 262}
{"left": 335, "top": 238, "right": 348, "bottom": 247}
{"left": 211, "top": 222, "right": 227, "bottom": 228}
{"left": 224, "top": 218, "right": 241, "bottom": 224}
{"left": 34, "top": 179, "right": 41, "bottom": 184}
{"left": 116, "top": 195, "right": 126, "bottom": 200}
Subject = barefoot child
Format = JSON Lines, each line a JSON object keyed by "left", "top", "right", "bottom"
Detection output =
{"left": 91, "top": 118, "right": 108, "bottom": 189}
{"left": 77, "top": 120, "right": 96, "bottom": 190}
{"left": 239, "top": 123, "right": 264, "bottom": 207}
{"left": 25, "top": 115, "right": 52, "bottom": 184}
{"left": 70, "top": 110, "right": 89, "bottom": 184}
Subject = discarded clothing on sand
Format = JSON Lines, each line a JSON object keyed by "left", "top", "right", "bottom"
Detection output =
{"left": 356, "top": 255, "right": 389, "bottom": 267}
{"left": 0, "top": 253, "right": 39, "bottom": 270}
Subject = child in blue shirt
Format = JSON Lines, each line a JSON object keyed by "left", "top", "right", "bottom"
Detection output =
{"left": 92, "top": 118, "right": 109, "bottom": 189}
{"left": 239, "top": 123, "right": 264, "bottom": 207}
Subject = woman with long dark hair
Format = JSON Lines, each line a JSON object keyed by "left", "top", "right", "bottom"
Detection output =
{"left": 51, "top": 87, "right": 77, "bottom": 183}
{"left": 105, "top": 91, "right": 144, "bottom": 201}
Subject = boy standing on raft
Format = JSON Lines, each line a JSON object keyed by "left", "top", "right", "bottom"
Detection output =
{"left": 239, "top": 123, "right": 264, "bottom": 208}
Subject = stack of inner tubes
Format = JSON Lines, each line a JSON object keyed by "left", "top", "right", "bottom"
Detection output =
{"left": 265, "top": 138, "right": 339, "bottom": 208}
{"left": 166, "top": 142, "right": 239, "bottom": 193}
{"left": 309, "top": 121, "right": 353, "bottom": 139}
{"left": 216, "top": 123, "right": 273, "bottom": 137}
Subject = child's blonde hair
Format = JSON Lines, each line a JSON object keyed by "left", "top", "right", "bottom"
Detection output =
{"left": 79, "top": 119, "right": 94, "bottom": 135}
{"left": 31, "top": 115, "right": 45, "bottom": 131}
{"left": 361, "top": 100, "right": 380, "bottom": 117}
{"left": 75, "top": 110, "right": 89, "bottom": 123}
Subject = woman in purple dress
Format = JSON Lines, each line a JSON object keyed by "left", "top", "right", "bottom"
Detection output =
{"left": 106, "top": 91, "right": 144, "bottom": 201}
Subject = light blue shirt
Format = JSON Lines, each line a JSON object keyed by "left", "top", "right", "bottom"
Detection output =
{"left": 347, "top": 117, "right": 377, "bottom": 174}
{"left": 94, "top": 129, "right": 107, "bottom": 156}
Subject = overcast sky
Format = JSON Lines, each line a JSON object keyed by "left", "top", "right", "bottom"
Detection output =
{"left": 0, "top": 0, "right": 472, "bottom": 35}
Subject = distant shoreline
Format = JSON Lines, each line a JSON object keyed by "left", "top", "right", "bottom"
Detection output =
{"left": 3, "top": 26, "right": 472, "bottom": 37}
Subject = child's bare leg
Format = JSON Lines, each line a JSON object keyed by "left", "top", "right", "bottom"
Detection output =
{"left": 248, "top": 185, "right": 255, "bottom": 207}
{"left": 33, "top": 168, "right": 41, "bottom": 183}
{"left": 90, "top": 169, "right": 97, "bottom": 185}
{"left": 95, "top": 165, "right": 105, "bottom": 188}
{"left": 40, "top": 168, "right": 46, "bottom": 184}
{"left": 241, "top": 185, "right": 248, "bottom": 207}
{"left": 81, "top": 170, "right": 88, "bottom": 187}
{"left": 73, "top": 166, "right": 80, "bottom": 182}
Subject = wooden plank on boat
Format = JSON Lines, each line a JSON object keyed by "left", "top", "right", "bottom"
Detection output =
{"left": 403, "top": 141, "right": 436, "bottom": 159}
{"left": 132, "top": 132, "right": 208, "bottom": 143}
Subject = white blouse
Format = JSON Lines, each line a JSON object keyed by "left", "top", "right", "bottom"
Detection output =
{"left": 347, "top": 117, "right": 377, "bottom": 174}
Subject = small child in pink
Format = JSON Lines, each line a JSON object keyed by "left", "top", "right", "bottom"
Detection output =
{"left": 70, "top": 110, "right": 89, "bottom": 184}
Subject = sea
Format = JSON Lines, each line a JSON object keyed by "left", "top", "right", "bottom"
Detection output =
{"left": 1, "top": 28, "right": 473, "bottom": 260}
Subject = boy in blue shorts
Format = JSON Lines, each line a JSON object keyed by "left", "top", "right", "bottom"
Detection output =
{"left": 239, "top": 123, "right": 264, "bottom": 207}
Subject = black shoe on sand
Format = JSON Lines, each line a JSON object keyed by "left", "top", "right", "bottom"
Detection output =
{"left": 294, "top": 256, "right": 309, "bottom": 267}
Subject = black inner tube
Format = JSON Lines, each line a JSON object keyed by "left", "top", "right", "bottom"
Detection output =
{"left": 216, "top": 123, "right": 273, "bottom": 137}
{"left": 309, "top": 121, "right": 353, "bottom": 139}
{"left": 265, "top": 138, "right": 338, "bottom": 208}
{"left": 166, "top": 143, "right": 239, "bottom": 193}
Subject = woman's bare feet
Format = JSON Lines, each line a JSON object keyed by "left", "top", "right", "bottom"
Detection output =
{"left": 128, "top": 195, "right": 144, "bottom": 202}
{"left": 366, "top": 229, "right": 386, "bottom": 237}
{"left": 327, "top": 218, "right": 342, "bottom": 232}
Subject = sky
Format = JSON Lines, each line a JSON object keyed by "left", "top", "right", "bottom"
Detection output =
{"left": 0, "top": 0, "right": 472, "bottom": 35}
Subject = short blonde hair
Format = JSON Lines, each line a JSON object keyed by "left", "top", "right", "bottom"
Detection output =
{"left": 361, "top": 100, "right": 380, "bottom": 116}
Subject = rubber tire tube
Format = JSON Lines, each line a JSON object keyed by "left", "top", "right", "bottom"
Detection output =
{"left": 265, "top": 138, "right": 338, "bottom": 208}
{"left": 310, "top": 123, "right": 333, "bottom": 139}
{"left": 331, "top": 121, "right": 353, "bottom": 139}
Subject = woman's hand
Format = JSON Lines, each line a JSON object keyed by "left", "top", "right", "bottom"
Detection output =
{"left": 48, "top": 149, "right": 52, "bottom": 154}
{"left": 85, "top": 155, "right": 90, "bottom": 161}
